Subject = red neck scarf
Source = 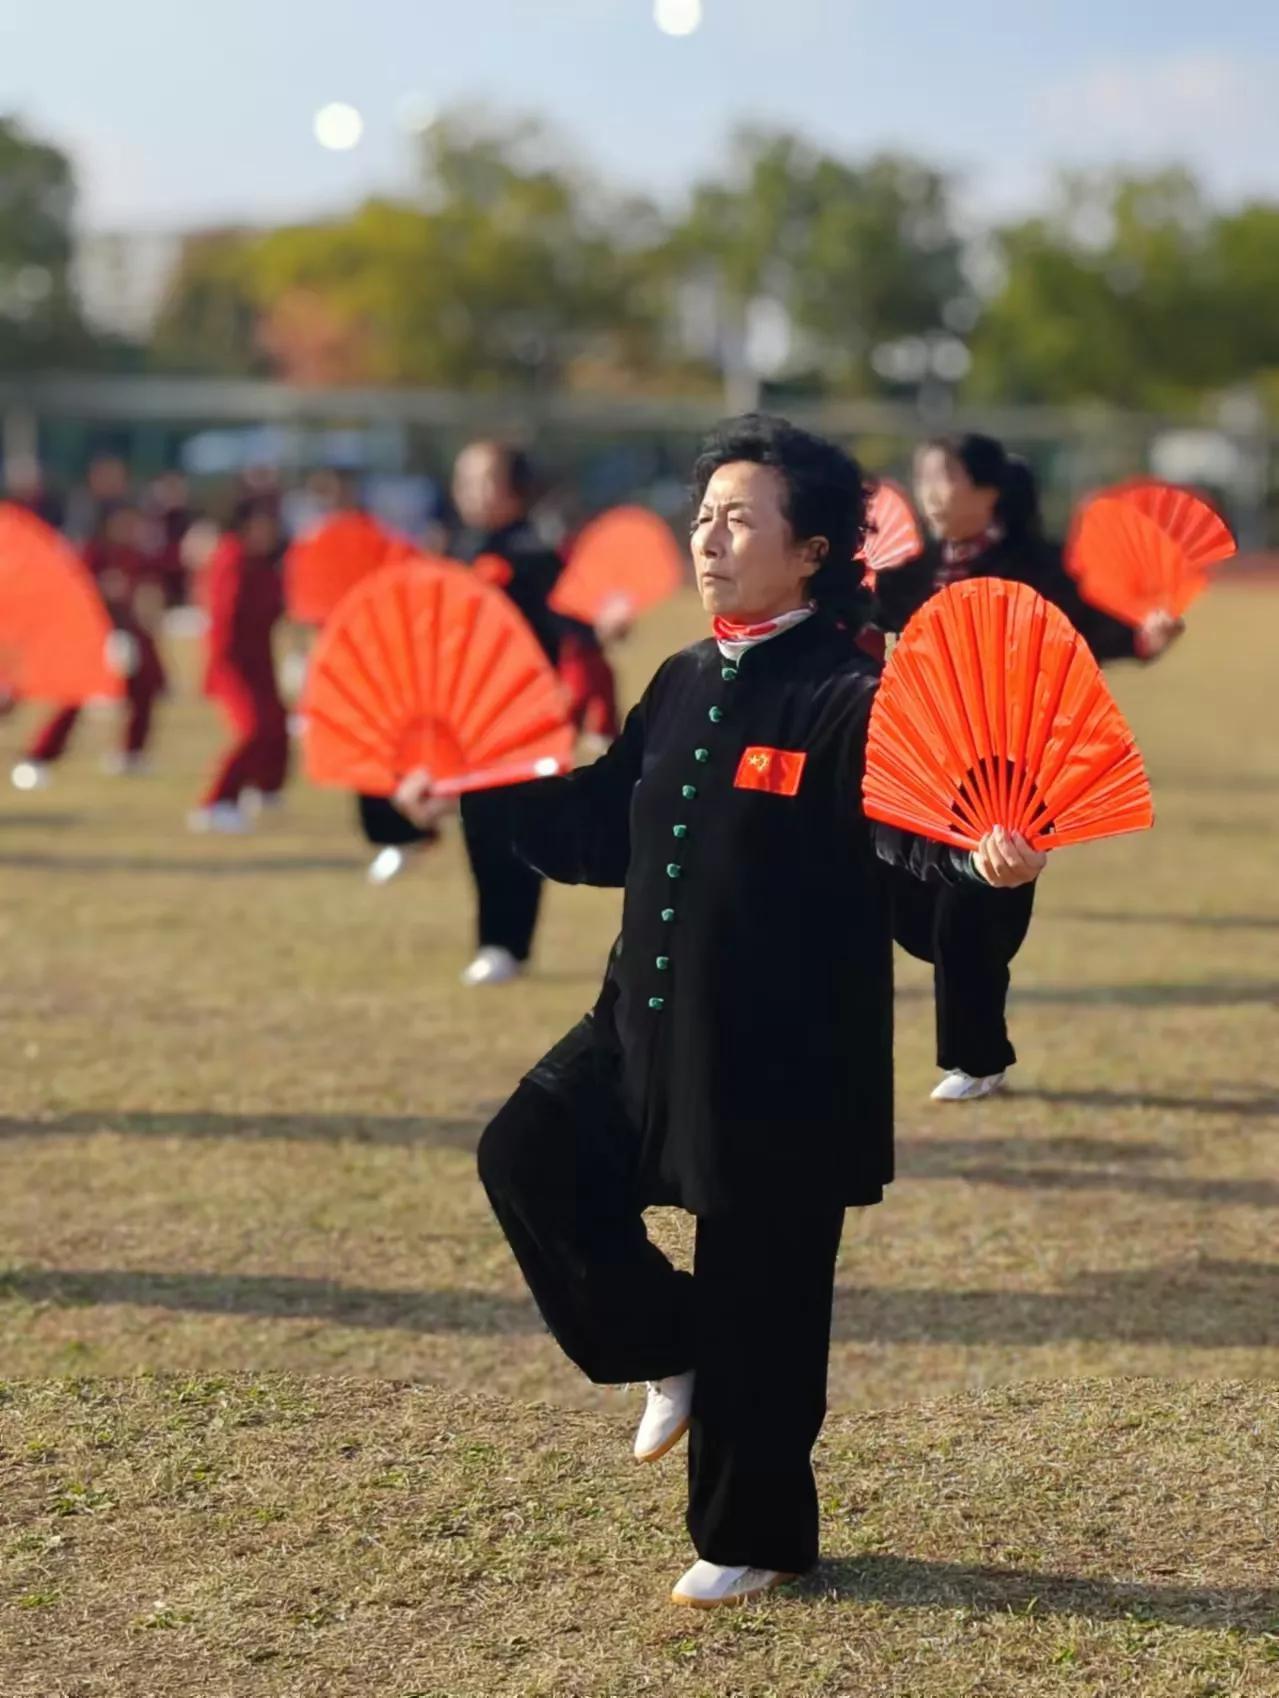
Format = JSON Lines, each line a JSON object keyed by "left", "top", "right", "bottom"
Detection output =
{"left": 712, "top": 606, "right": 815, "bottom": 659}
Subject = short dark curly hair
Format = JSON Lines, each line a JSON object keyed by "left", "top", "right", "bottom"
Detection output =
{"left": 691, "top": 413, "right": 872, "bottom": 627}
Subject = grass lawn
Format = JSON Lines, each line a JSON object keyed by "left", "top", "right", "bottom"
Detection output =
{"left": 1, "top": 584, "right": 1276, "bottom": 1693}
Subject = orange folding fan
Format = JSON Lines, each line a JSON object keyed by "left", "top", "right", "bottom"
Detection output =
{"left": 301, "top": 556, "right": 574, "bottom": 797}
{"left": 284, "top": 509, "right": 416, "bottom": 625}
{"left": 862, "top": 577, "right": 1153, "bottom": 852}
{"left": 1066, "top": 482, "right": 1236, "bottom": 627}
{"left": 858, "top": 479, "right": 923, "bottom": 577}
{"left": 1109, "top": 479, "right": 1236, "bottom": 572}
{"left": 0, "top": 503, "right": 122, "bottom": 702}
{"left": 549, "top": 505, "right": 683, "bottom": 626}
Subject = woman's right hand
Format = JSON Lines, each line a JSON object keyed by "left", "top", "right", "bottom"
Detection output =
{"left": 393, "top": 767, "right": 450, "bottom": 831}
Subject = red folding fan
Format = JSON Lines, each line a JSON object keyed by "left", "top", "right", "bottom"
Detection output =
{"left": 1067, "top": 497, "right": 1188, "bottom": 625}
{"left": 301, "top": 556, "right": 574, "bottom": 797}
{"left": 1066, "top": 482, "right": 1236, "bottom": 627}
{"left": 858, "top": 479, "right": 923, "bottom": 577}
{"left": 1109, "top": 479, "right": 1236, "bottom": 572}
{"left": 0, "top": 503, "right": 122, "bottom": 702}
{"left": 862, "top": 577, "right": 1153, "bottom": 852}
{"left": 549, "top": 505, "right": 684, "bottom": 627}
{"left": 284, "top": 510, "right": 416, "bottom": 625}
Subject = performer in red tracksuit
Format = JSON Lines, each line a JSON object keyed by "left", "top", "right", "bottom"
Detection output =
{"left": 192, "top": 497, "right": 288, "bottom": 832}
{"left": 21, "top": 503, "right": 166, "bottom": 779}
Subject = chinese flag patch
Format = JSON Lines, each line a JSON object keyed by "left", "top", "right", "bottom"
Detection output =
{"left": 734, "top": 746, "right": 807, "bottom": 797}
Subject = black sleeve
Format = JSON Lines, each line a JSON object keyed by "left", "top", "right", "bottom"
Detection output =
{"left": 872, "top": 823, "right": 981, "bottom": 885}
{"left": 505, "top": 545, "right": 567, "bottom": 661}
{"left": 832, "top": 671, "right": 981, "bottom": 886}
{"left": 459, "top": 663, "right": 663, "bottom": 887}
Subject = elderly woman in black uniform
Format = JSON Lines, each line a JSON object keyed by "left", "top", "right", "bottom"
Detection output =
{"left": 397, "top": 416, "right": 1043, "bottom": 1607}
{"left": 874, "top": 433, "right": 1180, "bottom": 1103}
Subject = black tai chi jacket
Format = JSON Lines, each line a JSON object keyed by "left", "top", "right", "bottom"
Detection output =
{"left": 465, "top": 613, "right": 977, "bottom": 1218}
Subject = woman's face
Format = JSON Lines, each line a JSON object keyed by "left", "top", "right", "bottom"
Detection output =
{"left": 691, "top": 461, "right": 822, "bottom": 622}
{"left": 452, "top": 444, "right": 523, "bottom": 533}
{"left": 914, "top": 447, "right": 998, "bottom": 543}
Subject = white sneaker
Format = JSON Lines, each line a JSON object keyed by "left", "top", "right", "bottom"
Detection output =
{"left": 930, "top": 1068, "right": 1008, "bottom": 1103}
{"left": 634, "top": 1371, "right": 694, "bottom": 1463}
{"left": 367, "top": 846, "right": 409, "bottom": 885}
{"left": 670, "top": 1560, "right": 795, "bottom": 1609}
{"left": 459, "top": 946, "right": 523, "bottom": 987}
{"left": 10, "top": 760, "right": 51, "bottom": 792}
{"left": 187, "top": 802, "right": 252, "bottom": 835}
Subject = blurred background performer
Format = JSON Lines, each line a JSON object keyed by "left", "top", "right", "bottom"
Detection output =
{"left": 872, "top": 434, "right": 1181, "bottom": 1103}
{"left": 13, "top": 503, "right": 167, "bottom": 787}
{"left": 362, "top": 440, "right": 565, "bottom": 988}
{"left": 190, "top": 497, "right": 289, "bottom": 834}
{"left": 395, "top": 415, "right": 1045, "bottom": 1607}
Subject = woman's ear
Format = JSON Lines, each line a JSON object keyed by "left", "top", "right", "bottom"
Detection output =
{"left": 805, "top": 536, "right": 830, "bottom": 570}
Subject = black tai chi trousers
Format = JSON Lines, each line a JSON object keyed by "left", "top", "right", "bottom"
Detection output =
{"left": 477, "top": 1067, "right": 846, "bottom": 1575}
{"left": 892, "top": 876, "right": 1036, "bottom": 1077}
{"left": 356, "top": 794, "right": 543, "bottom": 962}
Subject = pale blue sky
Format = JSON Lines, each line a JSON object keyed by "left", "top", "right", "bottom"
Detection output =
{"left": 3, "top": 0, "right": 1278, "bottom": 231}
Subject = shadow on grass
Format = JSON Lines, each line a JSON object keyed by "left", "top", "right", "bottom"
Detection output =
{"left": 0, "top": 1267, "right": 540, "bottom": 1335}
{"left": 4, "top": 1259, "right": 1276, "bottom": 1348}
{"left": 901, "top": 1131, "right": 1279, "bottom": 1206}
{"left": 900, "top": 1135, "right": 1175, "bottom": 1166}
{"left": 0, "top": 1111, "right": 489, "bottom": 1150}
{"left": 1055, "top": 907, "right": 1279, "bottom": 931}
{"left": 1006, "top": 1087, "right": 1279, "bottom": 1118}
{"left": 0, "top": 812, "right": 83, "bottom": 831}
{"left": 829, "top": 1260, "right": 1279, "bottom": 1347}
{"left": 804, "top": 1554, "right": 1279, "bottom": 1633}
{"left": 0, "top": 851, "right": 365, "bottom": 876}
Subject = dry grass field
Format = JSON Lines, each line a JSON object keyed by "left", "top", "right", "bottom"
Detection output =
{"left": 1, "top": 584, "right": 1275, "bottom": 1694}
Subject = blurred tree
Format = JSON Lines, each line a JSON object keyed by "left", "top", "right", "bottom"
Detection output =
{"left": 0, "top": 115, "right": 100, "bottom": 369}
{"left": 149, "top": 230, "right": 267, "bottom": 376}
{"left": 663, "top": 130, "right": 966, "bottom": 397}
{"left": 968, "top": 168, "right": 1279, "bottom": 409}
{"left": 224, "top": 111, "right": 669, "bottom": 391}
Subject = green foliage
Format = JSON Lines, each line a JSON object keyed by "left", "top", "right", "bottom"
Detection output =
{"left": 149, "top": 231, "right": 267, "bottom": 376}
{"left": 0, "top": 115, "right": 100, "bottom": 370}
{"left": 667, "top": 130, "right": 965, "bottom": 394}
{"left": 967, "top": 168, "right": 1279, "bottom": 408}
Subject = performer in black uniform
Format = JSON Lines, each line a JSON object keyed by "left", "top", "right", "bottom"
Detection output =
{"left": 361, "top": 440, "right": 564, "bottom": 987}
{"left": 873, "top": 433, "right": 1180, "bottom": 1101}
{"left": 394, "top": 416, "right": 1045, "bottom": 1605}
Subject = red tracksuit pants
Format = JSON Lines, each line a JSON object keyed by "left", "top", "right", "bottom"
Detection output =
{"left": 200, "top": 672, "right": 289, "bottom": 807}
{"left": 27, "top": 633, "right": 165, "bottom": 762}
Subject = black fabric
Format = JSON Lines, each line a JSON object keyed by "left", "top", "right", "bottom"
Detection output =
{"left": 873, "top": 535, "right": 1140, "bottom": 664}
{"left": 357, "top": 793, "right": 434, "bottom": 847}
{"left": 450, "top": 518, "right": 565, "bottom": 661}
{"left": 477, "top": 1061, "right": 845, "bottom": 1573}
{"left": 463, "top": 800, "right": 543, "bottom": 959}
{"left": 463, "top": 613, "right": 976, "bottom": 1217}
{"left": 892, "top": 875, "right": 1035, "bottom": 1075}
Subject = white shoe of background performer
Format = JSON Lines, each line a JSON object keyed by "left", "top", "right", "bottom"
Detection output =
{"left": 459, "top": 946, "right": 523, "bottom": 987}
{"left": 930, "top": 1068, "right": 1008, "bottom": 1103}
